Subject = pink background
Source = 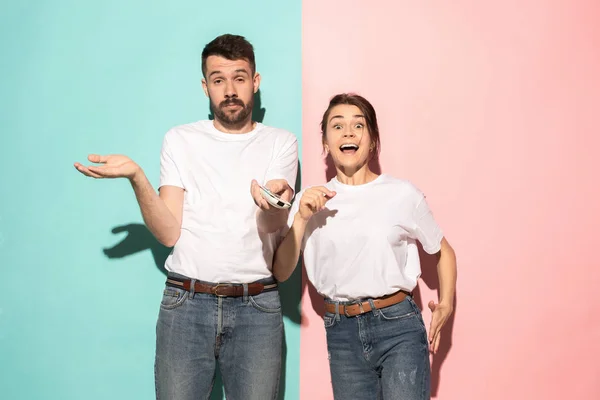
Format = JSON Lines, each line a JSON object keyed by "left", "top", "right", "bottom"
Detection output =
{"left": 300, "top": 1, "right": 600, "bottom": 399}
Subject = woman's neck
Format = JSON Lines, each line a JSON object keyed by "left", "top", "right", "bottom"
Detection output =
{"left": 336, "top": 165, "right": 378, "bottom": 185}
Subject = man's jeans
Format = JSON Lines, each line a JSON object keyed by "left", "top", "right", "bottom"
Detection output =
{"left": 324, "top": 295, "right": 430, "bottom": 400}
{"left": 155, "top": 272, "right": 283, "bottom": 400}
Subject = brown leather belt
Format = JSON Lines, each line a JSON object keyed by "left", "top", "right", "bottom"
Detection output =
{"left": 166, "top": 278, "right": 278, "bottom": 297}
{"left": 324, "top": 290, "right": 412, "bottom": 317}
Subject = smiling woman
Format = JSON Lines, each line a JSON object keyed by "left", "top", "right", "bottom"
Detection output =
{"left": 274, "top": 92, "right": 457, "bottom": 400}
{"left": 320, "top": 93, "right": 381, "bottom": 182}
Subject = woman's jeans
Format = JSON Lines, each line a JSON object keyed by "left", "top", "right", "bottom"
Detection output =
{"left": 324, "top": 295, "right": 430, "bottom": 400}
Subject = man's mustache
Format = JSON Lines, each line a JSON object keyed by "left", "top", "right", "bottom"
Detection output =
{"left": 220, "top": 98, "right": 245, "bottom": 108}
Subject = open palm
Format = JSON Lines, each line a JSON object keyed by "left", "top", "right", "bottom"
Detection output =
{"left": 74, "top": 154, "right": 140, "bottom": 179}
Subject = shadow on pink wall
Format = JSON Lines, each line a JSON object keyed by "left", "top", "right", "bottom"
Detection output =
{"left": 413, "top": 243, "right": 457, "bottom": 397}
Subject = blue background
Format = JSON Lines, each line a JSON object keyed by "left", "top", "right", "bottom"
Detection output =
{"left": 0, "top": 1, "right": 302, "bottom": 398}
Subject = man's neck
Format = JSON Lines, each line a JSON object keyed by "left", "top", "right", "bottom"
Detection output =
{"left": 212, "top": 118, "right": 256, "bottom": 134}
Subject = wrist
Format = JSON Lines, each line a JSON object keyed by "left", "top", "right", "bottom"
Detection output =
{"left": 129, "top": 165, "right": 145, "bottom": 185}
{"left": 293, "top": 212, "right": 309, "bottom": 227}
{"left": 438, "top": 300, "right": 454, "bottom": 312}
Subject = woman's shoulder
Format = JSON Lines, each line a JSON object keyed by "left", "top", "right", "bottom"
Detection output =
{"left": 379, "top": 174, "right": 420, "bottom": 190}
{"left": 378, "top": 174, "right": 426, "bottom": 201}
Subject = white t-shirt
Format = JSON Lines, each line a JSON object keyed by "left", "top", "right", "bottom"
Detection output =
{"left": 159, "top": 120, "right": 298, "bottom": 283}
{"left": 287, "top": 174, "right": 443, "bottom": 301}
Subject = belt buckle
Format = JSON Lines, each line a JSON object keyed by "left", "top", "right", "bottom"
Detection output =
{"left": 343, "top": 305, "right": 352, "bottom": 317}
{"left": 212, "top": 283, "right": 232, "bottom": 297}
{"left": 344, "top": 300, "right": 365, "bottom": 317}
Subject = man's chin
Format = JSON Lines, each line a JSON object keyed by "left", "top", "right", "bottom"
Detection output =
{"left": 218, "top": 116, "right": 248, "bottom": 126}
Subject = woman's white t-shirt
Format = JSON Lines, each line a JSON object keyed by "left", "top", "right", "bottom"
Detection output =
{"left": 286, "top": 174, "right": 443, "bottom": 301}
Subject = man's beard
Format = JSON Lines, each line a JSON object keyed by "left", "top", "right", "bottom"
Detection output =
{"left": 210, "top": 97, "right": 254, "bottom": 128}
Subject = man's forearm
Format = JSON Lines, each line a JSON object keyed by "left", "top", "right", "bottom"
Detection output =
{"left": 130, "top": 171, "right": 181, "bottom": 247}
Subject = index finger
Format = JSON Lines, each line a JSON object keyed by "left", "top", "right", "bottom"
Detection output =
{"left": 250, "top": 179, "right": 262, "bottom": 200}
{"left": 429, "top": 316, "right": 441, "bottom": 343}
{"left": 433, "top": 332, "right": 441, "bottom": 353}
{"left": 309, "top": 186, "right": 336, "bottom": 198}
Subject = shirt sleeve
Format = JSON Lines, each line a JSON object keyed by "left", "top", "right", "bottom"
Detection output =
{"left": 407, "top": 186, "right": 444, "bottom": 254}
{"left": 264, "top": 133, "right": 299, "bottom": 195}
{"left": 159, "top": 132, "right": 185, "bottom": 190}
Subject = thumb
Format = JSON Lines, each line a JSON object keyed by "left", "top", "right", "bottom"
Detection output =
{"left": 88, "top": 154, "right": 108, "bottom": 164}
{"left": 428, "top": 300, "right": 437, "bottom": 312}
{"left": 267, "top": 180, "right": 287, "bottom": 194}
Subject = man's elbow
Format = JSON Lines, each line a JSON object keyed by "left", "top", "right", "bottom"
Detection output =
{"left": 159, "top": 232, "right": 180, "bottom": 248}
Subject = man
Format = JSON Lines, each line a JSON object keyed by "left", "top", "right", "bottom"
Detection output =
{"left": 74, "top": 34, "right": 298, "bottom": 400}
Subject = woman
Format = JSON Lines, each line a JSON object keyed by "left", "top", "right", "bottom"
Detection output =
{"left": 274, "top": 93, "right": 457, "bottom": 399}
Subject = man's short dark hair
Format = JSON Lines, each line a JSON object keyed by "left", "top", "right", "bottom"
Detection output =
{"left": 201, "top": 34, "right": 256, "bottom": 77}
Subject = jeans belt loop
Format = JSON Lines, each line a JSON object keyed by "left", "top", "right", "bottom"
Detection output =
{"left": 243, "top": 283, "right": 249, "bottom": 303}
{"left": 189, "top": 279, "right": 196, "bottom": 299}
{"left": 367, "top": 299, "right": 377, "bottom": 315}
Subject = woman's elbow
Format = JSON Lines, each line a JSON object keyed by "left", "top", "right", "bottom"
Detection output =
{"left": 440, "top": 237, "right": 456, "bottom": 257}
{"left": 273, "top": 268, "right": 290, "bottom": 283}
{"left": 273, "top": 262, "right": 294, "bottom": 282}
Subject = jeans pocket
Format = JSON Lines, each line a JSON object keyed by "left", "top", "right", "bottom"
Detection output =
{"left": 160, "top": 287, "right": 188, "bottom": 310}
{"left": 323, "top": 313, "right": 338, "bottom": 329}
{"left": 249, "top": 291, "right": 282, "bottom": 313}
{"left": 377, "top": 300, "right": 417, "bottom": 321}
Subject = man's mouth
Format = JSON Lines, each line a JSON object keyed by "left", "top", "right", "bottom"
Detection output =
{"left": 221, "top": 100, "right": 244, "bottom": 109}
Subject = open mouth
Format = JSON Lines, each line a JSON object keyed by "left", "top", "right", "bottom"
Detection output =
{"left": 339, "top": 143, "right": 359, "bottom": 154}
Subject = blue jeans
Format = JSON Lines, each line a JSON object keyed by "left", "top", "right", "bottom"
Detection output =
{"left": 154, "top": 272, "right": 283, "bottom": 400}
{"left": 324, "top": 296, "right": 430, "bottom": 400}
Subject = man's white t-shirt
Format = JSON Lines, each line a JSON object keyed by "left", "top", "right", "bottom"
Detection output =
{"left": 159, "top": 120, "right": 298, "bottom": 283}
{"left": 287, "top": 174, "right": 443, "bottom": 301}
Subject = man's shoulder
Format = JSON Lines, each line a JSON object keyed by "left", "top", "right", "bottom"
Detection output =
{"left": 257, "top": 123, "right": 297, "bottom": 143}
{"left": 161, "top": 120, "right": 213, "bottom": 145}
{"left": 165, "top": 120, "right": 210, "bottom": 135}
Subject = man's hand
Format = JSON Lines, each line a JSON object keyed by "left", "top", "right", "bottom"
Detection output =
{"left": 250, "top": 179, "right": 294, "bottom": 212}
{"left": 74, "top": 154, "right": 140, "bottom": 180}
{"left": 427, "top": 301, "right": 453, "bottom": 354}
